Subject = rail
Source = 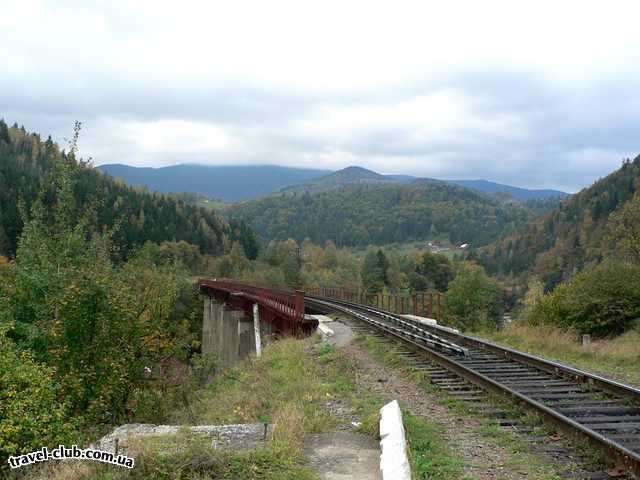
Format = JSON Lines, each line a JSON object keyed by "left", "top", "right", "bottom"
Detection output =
{"left": 308, "top": 294, "right": 640, "bottom": 478}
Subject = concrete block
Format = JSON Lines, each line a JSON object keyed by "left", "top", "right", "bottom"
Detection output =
{"left": 379, "top": 400, "right": 411, "bottom": 480}
{"left": 309, "top": 314, "right": 335, "bottom": 324}
{"left": 402, "top": 314, "right": 437, "bottom": 326}
{"left": 318, "top": 323, "right": 335, "bottom": 337}
{"left": 95, "top": 423, "right": 269, "bottom": 453}
{"left": 401, "top": 314, "right": 460, "bottom": 334}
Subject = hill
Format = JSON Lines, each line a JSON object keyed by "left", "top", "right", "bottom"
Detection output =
{"left": 447, "top": 179, "right": 568, "bottom": 201}
{"left": 282, "top": 167, "right": 569, "bottom": 202}
{"left": 479, "top": 155, "right": 640, "bottom": 288}
{"left": 278, "top": 166, "right": 402, "bottom": 194}
{"left": 227, "top": 181, "right": 534, "bottom": 248}
{"left": 98, "top": 164, "right": 331, "bottom": 202}
{"left": 0, "top": 120, "right": 256, "bottom": 259}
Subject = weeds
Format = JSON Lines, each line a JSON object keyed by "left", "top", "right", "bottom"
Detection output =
{"left": 403, "top": 412, "right": 463, "bottom": 480}
{"left": 479, "top": 324, "right": 640, "bottom": 387}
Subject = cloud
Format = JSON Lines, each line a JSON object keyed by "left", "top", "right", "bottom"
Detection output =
{"left": 2, "top": 0, "right": 640, "bottom": 192}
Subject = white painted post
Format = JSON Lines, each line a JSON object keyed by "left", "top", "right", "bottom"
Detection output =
{"left": 253, "top": 303, "right": 262, "bottom": 357}
{"left": 379, "top": 400, "right": 411, "bottom": 480}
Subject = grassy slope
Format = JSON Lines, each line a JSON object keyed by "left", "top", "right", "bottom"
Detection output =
{"left": 477, "top": 324, "right": 640, "bottom": 388}
{"left": 24, "top": 337, "right": 461, "bottom": 480}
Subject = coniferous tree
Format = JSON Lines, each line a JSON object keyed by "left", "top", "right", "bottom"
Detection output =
{"left": 362, "top": 248, "right": 387, "bottom": 293}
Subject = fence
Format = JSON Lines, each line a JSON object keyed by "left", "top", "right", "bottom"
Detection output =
{"left": 309, "top": 286, "right": 444, "bottom": 321}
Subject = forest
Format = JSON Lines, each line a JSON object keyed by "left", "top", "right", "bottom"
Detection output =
{"left": 478, "top": 155, "right": 640, "bottom": 290}
{"left": 227, "top": 180, "right": 535, "bottom": 248}
{"left": 0, "top": 120, "right": 257, "bottom": 261}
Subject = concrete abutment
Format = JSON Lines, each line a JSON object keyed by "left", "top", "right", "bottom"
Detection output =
{"left": 202, "top": 296, "right": 260, "bottom": 369}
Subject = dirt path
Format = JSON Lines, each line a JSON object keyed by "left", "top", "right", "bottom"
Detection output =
{"left": 342, "top": 342, "right": 539, "bottom": 480}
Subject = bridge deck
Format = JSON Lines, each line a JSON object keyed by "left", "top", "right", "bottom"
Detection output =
{"left": 199, "top": 279, "right": 317, "bottom": 336}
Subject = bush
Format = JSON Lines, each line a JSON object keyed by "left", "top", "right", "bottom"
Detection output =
{"left": 0, "top": 332, "right": 77, "bottom": 463}
{"left": 529, "top": 261, "right": 640, "bottom": 337}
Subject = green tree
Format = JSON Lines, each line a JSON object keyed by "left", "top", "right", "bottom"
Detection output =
{"left": 282, "top": 254, "right": 302, "bottom": 287}
{"left": 0, "top": 330, "right": 76, "bottom": 461}
{"left": 385, "top": 253, "right": 406, "bottom": 293}
{"left": 0, "top": 225, "right": 9, "bottom": 256}
{"left": 362, "top": 248, "right": 387, "bottom": 293}
{"left": 607, "top": 192, "right": 640, "bottom": 264}
{"left": 1, "top": 147, "right": 197, "bottom": 426}
{"left": 408, "top": 271, "right": 429, "bottom": 291}
{"left": 377, "top": 249, "right": 389, "bottom": 284}
{"left": 416, "top": 252, "right": 455, "bottom": 291}
{"left": 529, "top": 261, "right": 640, "bottom": 336}
{"left": 323, "top": 240, "right": 339, "bottom": 269}
{"left": 445, "top": 262, "right": 503, "bottom": 331}
{"left": 521, "top": 276, "right": 544, "bottom": 320}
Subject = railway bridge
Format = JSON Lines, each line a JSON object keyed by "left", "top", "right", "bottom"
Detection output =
{"left": 199, "top": 278, "right": 640, "bottom": 478}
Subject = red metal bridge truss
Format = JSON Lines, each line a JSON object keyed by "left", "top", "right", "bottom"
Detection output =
{"left": 199, "top": 279, "right": 317, "bottom": 337}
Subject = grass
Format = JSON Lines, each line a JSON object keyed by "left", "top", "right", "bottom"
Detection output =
{"left": 21, "top": 431, "right": 317, "bottom": 480}
{"left": 189, "top": 338, "right": 337, "bottom": 432}
{"left": 403, "top": 412, "right": 463, "bottom": 480}
{"left": 477, "top": 323, "right": 640, "bottom": 387}
{"left": 354, "top": 332, "right": 585, "bottom": 480}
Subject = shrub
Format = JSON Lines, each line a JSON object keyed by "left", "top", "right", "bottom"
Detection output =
{"left": 529, "top": 261, "right": 640, "bottom": 336}
{"left": 0, "top": 332, "right": 77, "bottom": 463}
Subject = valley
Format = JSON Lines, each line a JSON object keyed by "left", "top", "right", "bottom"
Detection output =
{"left": 1, "top": 122, "right": 639, "bottom": 479}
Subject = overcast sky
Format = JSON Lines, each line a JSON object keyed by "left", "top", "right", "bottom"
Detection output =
{"left": 2, "top": 0, "right": 640, "bottom": 192}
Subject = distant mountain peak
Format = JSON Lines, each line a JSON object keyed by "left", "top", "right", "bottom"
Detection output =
{"left": 339, "top": 165, "right": 380, "bottom": 174}
{"left": 322, "top": 165, "right": 385, "bottom": 180}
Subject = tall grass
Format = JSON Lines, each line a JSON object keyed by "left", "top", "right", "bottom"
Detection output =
{"left": 479, "top": 324, "right": 640, "bottom": 387}
{"left": 190, "top": 338, "right": 336, "bottom": 433}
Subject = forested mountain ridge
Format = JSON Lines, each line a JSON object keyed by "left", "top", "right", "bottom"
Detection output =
{"left": 98, "top": 163, "right": 331, "bottom": 202}
{"left": 479, "top": 155, "right": 640, "bottom": 288}
{"left": 228, "top": 181, "right": 535, "bottom": 247}
{"left": 99, "top": 163, "right": 569, "bottom": 203}
{"left": 0, "top": 120, "right": 257, "bottom": 259}
{"left": 278, "top": 165, "right": 405, "bottom": 194}
{"left": 449, "top": 179, "right": 569, "bottom": 201}
{"left": 279, "top": 166, "right": 569, "bottom": 202}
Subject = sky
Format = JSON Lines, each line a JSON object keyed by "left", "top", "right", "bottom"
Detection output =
{"left": 2, "top": 0, "right": 640, "bottom": 193}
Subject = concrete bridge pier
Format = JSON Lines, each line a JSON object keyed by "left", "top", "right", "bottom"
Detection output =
{"left": 238, "top": 314, "right": 256, "bottom": 360}
{"left": 202, "top": 295, "right": 258, "bottom": 369}
{"left": 202, "top": 296, "right": 223, "bottom": 354}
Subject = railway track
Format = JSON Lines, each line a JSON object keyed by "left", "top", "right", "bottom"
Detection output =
{"left": 306, "top": 294, "right": 640, "bottom": 478}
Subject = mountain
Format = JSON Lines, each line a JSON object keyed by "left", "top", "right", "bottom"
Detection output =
{"left": 281, "top": 167, "right": 569, "bottom": 201}
{"left": 0, "top": 121, "right": 256, "bottom": 259}
{"left": 99, "top": 163, "right": 568, "bottom": 203}
{"left": 447, "top": 179, "right": 569, "bottom": 201}
{"left": 98, "top": 164, "right": 331, "bottom": 202}
{"left": 279, "top": 166, "right": 401, "bottom": 194}
{"left": 480, "top": 156, "right": 640, "bottom": 289}
{"left": 227, "top": 181, "right": 534, "bottom": 248}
